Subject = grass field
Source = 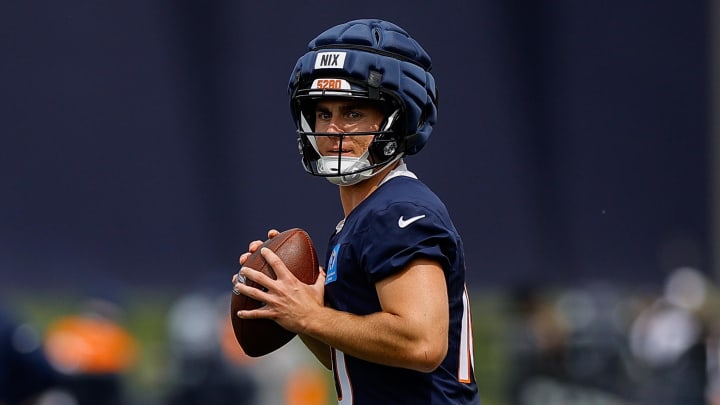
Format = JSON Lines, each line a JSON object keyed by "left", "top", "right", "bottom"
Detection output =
{"left": 5, "top": 289, "right": 545, "bottom": 405}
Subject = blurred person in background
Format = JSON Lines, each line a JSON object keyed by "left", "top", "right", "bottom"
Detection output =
{"left": 505, "top": 285, "right": 570, "bottom": 405}
{"left": 165, "top": 291, "right": 325, "bottom": 405}
{"left": 505, "top": 284, "right": 639, "bottom": 405}
{"left": 42, "top": 297, "right": 137, "bottom": 405}
{"left": 164, "top": 292, "right": 258, "bottom": 405}
{"left": 711, "top": 279, "right": 720, "bottom": 405}
{"left": 0, "top": 306, "right": 58, "bottom": 405}
{"left": 628, "top": 267, "right": 719, "bottom": 405}
{"left": 707, "top": 335, "right": 720, "bottom": 405}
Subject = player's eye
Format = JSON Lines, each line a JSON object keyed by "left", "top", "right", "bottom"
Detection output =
{"left": 316, "top": 111, "right": 331, "bottom": 120}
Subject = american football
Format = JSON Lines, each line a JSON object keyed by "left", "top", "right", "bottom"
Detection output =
{"left": 230, "top": 228, "right": 319, "bottom": 357}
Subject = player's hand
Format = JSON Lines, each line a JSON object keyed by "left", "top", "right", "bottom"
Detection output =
{"left": 232, "top": 229, "right": 280, "bottom": 285}
{"left": 239, "top": 228, "right": 280, "bottom": 265}
{"left": 235, "top": 247, "right": 326, "bottom": 334}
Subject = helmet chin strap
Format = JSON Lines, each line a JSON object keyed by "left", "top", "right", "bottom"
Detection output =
{"left": 318, "top": 150, "right": 404, "bottom": 186}
{"left": 318, "top": 153, "right": 372, "bottom": 186}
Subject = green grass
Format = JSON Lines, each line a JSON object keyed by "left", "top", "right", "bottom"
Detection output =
{"left": 7, "top": 289, "right": 512, "bottom": 405}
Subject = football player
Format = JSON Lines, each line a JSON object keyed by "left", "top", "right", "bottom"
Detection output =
{"left": 234, "top": 19, "right": 480, "bottom": 404}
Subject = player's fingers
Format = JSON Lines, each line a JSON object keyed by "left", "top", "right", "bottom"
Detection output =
{"left": 232, "top": 281, "right": 269, "bottom": 305}
{"left": 239, "top": 229, "right": 279, "bottom": 265}
{"left": 260, "top": 247, "right": 293, "bottom": 279}
{"left": 239, "top": 265, "right": 277, "bottom": 290}
{"left": 248, "top": 240, "right": 264, "bottom": 252}
{"left": 238, "top": 252, "right": 252, "bottom": 265}
{"left": 238, "top": 239, "right": 264, "bottom": 265}
{"left": 313, "top": 268, "right": 326, "bottom": 289}
{"left": 231, "top": 273, "right": 244, "bottom": 295}
{"left": 236, "top": 306, "right": 273, "bottom": 320}
{"left": 317, "top": 267, "right": 326, "bottom": 281}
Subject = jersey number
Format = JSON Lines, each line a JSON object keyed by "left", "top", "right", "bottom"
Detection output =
{"left": 458, "top": 287, "right": 475, "bottom": 383}
{"left": 332, "top": 349, "right": 353, "bottom": 404}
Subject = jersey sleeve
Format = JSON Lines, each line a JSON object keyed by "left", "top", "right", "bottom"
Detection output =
{"left": 359, "top": 201, "right": 455, "bottom": 283}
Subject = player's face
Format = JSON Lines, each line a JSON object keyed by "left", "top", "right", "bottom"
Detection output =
{"left": 313, "top": 99, "right": 385, "bottom": 157}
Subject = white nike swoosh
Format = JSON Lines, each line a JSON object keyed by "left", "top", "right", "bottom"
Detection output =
{"left": 398, "top": 214, "right": 426, "bottom": 228}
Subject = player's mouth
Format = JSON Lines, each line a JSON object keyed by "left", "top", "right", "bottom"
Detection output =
{"left": 328, "top": 148, "right": 353, "bottom": 155}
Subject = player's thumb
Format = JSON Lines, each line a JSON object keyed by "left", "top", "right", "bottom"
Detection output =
{"left": 314, "top": 267, "right": 326, "bottom": 288}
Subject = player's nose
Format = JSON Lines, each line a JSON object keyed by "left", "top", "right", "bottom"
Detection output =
{"left": 325, "top": 119, "right": 344, "bottom": 134}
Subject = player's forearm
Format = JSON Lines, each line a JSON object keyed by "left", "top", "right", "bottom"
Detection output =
{"left": 303, "top": 306, "right": 447, "bottom": 372}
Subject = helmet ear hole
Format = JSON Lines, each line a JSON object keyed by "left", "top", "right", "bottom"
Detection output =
{"left": 368, "top": 136, "right": 399, "bottom": 164}
{"left": 368, "top": 107, "right": 402, "bottom": 163}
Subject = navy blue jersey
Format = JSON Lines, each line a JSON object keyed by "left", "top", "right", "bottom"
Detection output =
{"left": 324, "top": 174, "right": 480, "bottom": 404}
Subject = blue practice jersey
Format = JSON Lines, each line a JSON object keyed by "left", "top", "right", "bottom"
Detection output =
{"left": 324, "top": 173, "right": 480, "bottom": 404}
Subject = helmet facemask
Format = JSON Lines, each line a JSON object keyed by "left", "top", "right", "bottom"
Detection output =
{"left": 295, "top": 89, "right": 404, "bottom": 186}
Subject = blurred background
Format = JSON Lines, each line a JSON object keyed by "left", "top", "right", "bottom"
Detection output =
{"left": 1, "top": 0, "right": 718, "bottom": 404}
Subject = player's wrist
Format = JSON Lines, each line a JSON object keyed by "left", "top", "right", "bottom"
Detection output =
{"left": 299, "top": 304, "right": 332, "bottom": 340}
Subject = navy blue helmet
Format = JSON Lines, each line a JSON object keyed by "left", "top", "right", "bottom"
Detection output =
{"left": 288, "top": 19, "right": 438, "bottom": 185}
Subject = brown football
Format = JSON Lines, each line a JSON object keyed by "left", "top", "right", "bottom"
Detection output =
{"left": 230, "top": 228, "right": 319, "bottom": 357}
